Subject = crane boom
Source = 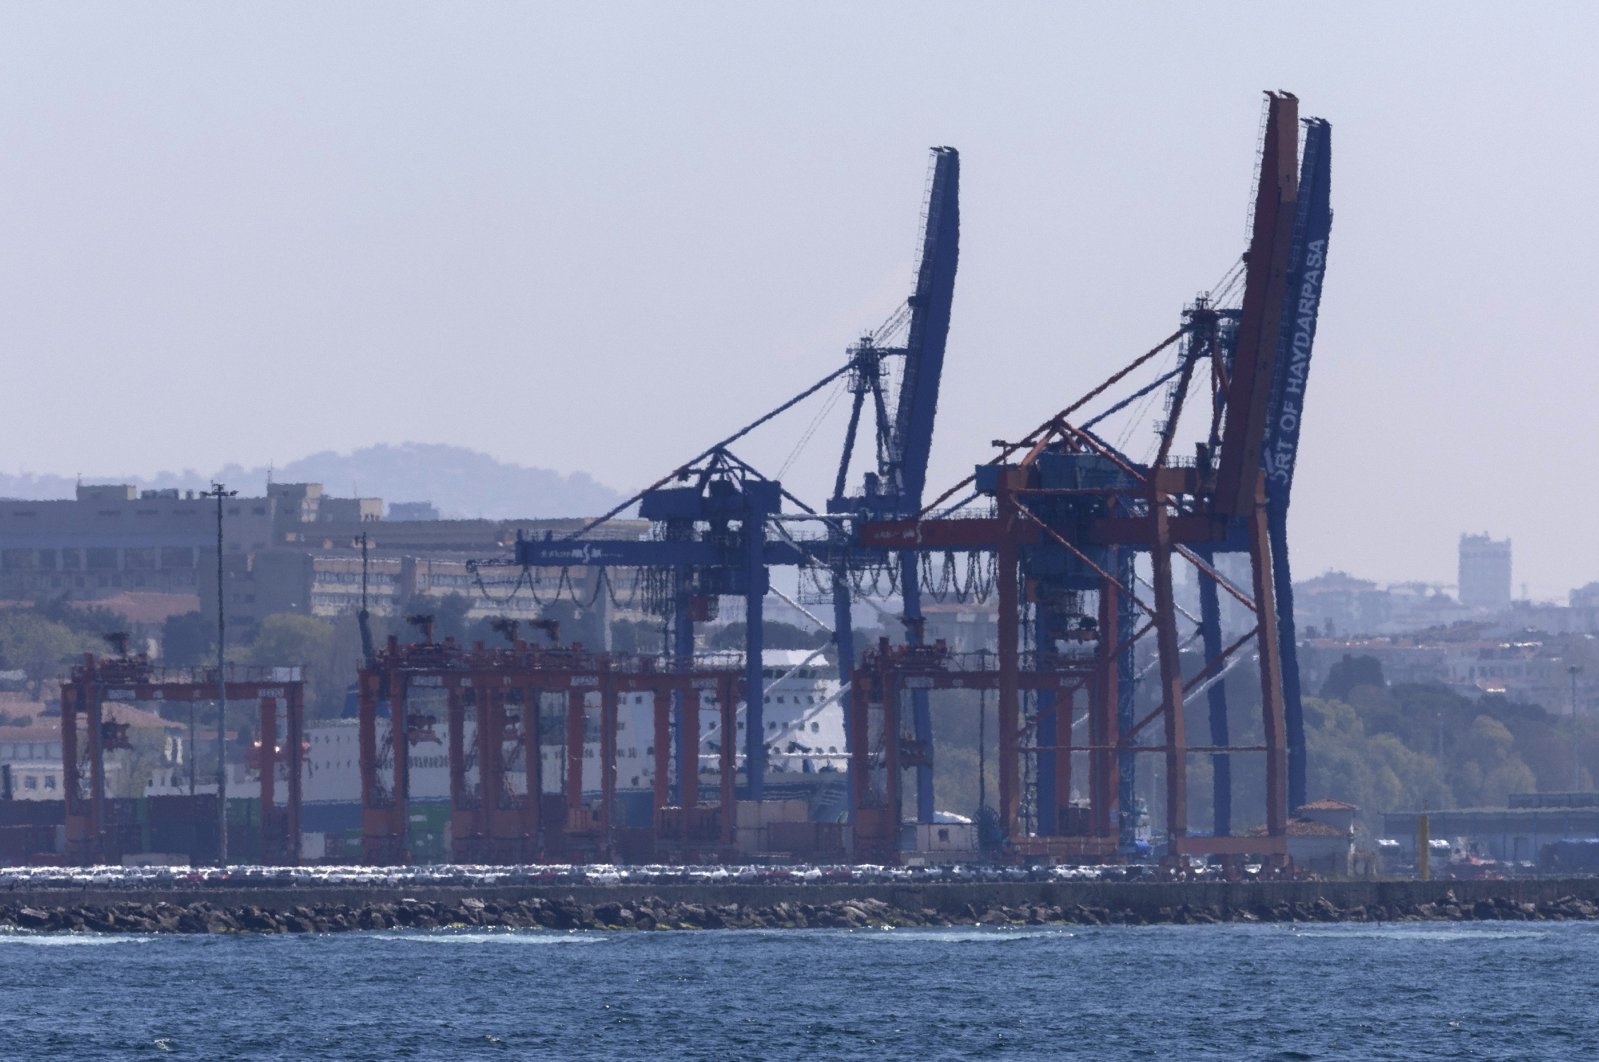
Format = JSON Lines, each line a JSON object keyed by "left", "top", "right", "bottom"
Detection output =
{"left": 1262, "top": 117, "right": 1333, "bottom": 502}
{"left": 1214, "top": 92, "right": 1299, "bottom": 518}
{"left": 1264, "top": 115, "right": 1333, "bottom": 812}
{"left": 890, "top": 146, "right": 961, "bottom": 508}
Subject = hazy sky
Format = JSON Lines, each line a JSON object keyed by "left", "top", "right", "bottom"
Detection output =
{"left": 3, "top": 3, "right": 1596, "bottom": 600}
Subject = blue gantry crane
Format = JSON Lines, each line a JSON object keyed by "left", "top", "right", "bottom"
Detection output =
{"left": 1263, "top": 116, "right": 1333, "bottom": 813}
{"left": 501, "top": 148, "right": 960, "bottom": 808}
{"left": 827, "top": 146, "right": 960, "bottom": 824}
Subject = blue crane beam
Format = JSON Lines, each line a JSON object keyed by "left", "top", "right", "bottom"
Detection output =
{"left": 829, "top": 147, "right": 961, "bottom": 825}
{"left": 1263, "top": 116, "right": 1333, "bottom": 813}
{"left": 895, "top": 147, "right": 960, "bottom": 824}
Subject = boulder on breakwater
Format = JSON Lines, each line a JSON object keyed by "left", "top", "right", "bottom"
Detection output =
{"left": 2, "top": 889, "right": 1597, "bottom": 934}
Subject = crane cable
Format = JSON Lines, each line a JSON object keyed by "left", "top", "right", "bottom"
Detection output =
{"left": 777, "top": 375, "right": 847, "bottom": 480}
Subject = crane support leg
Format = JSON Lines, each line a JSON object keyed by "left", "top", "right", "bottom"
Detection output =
{"left": 1091, "top": 579, "right": 1118, "bottom": 838}
{"left": 719, "top": 674, "right": 737, "bottom": 846}
{"left": 1150, "top": 507, "right": 1189, "bottom": 849}
{"left": 652, "top": 689, "right": 671, "bottom": 816}
{"left": 831, "top": 564, "right": 857, "bottom": 824}
{"left": 447, "top": 684, "right": 470, "bottom": 861}
{"left": 1034, "top": 610, "right": 1058, "bottom": 834}
{"left": 744, "top": 533, "right": 766, "bottom": 801}
{"left": 1116, "top": 550, "right": 1138, "bottom": 854}
{"left": 286, "top": 685, "right": 304, "bottom": 863}
{"left": 1270, "top": 502, "right": 1308, "bottom": 812}
{"left": 89, "top": 696, "right": 106, "bottom": 864}
{"left": 357, "top": 669, "right": 387, "bottom": 864}
{"left": 477, "top": 687, "right": 501, "bottom": 856}
{"left": 996, "top": 484, "right": 1022, "bottom": 843}
{"left": 884, "top": 670, "right": 902, "bottom": 847}
{"left": 565, "top": 689, "right": 585, "bottom": 819}
{"left": 847, "top": 665, "right": 870, "bottom": 834}
{"left": 522, "top": 685, "right": 542, "bottom": 855}
{"left": 62, "top": 682, "right": 88, "bottom": 864}
{"left": 390, "top": 665, "right": 411, "bottom": 864}
{"left": 678, "top": 688, "right": 699, "bottom": 809}
{"left": 899, "top": 551, "right": 936, "bottom": 823}
{"left": 1196, "top": 548, "right": 1233, "bottom": 837}
{"left": 1249, "top": 490, "right": 1291, "bottom": 843}
{"left": 600, "top": 675, "right": 617, "bottom": 859}
{"left": 671, "top": 571, "right": 694, "bottom": 805}
{"left": 260, "top": 697, "right": 278, "bottom": 859}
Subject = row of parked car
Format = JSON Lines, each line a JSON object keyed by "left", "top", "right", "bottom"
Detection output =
{"left": 0, "top": 861, "right": 1167, "bottom": 889}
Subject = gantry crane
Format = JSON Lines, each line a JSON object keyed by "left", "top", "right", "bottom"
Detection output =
{"left": 493, "top": 148, "right": 961, "bottom": 808}
{"left": 828, "top": 146, "right": 959, "bottom": 823}
{"left": 856, "top": 93, "right": 1328, "bottom": 865}
{"left": 1193, "top": 113, "right": 1332, "bottom": 833}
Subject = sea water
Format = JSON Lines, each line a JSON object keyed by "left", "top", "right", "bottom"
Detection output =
{"left": 1, "top": 921, "right": 1595, "bottom": 1059}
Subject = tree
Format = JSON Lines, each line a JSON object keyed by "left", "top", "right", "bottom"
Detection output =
{"left": 534, "top": 599, "right": 608, "bottom": 649}
{"left": 611, "top": 617, "right": 665, "bottom": 654}
{"left": 33, "top": 594, "right": 129, "bottom": 640}
{"left": 425, "top": 592, "right": 475, "bottom": 643}
{"left": 1321, "top": 654, "right": 1386, "bottom": 700}
{"left": 245, "top": 614, "right": 340, "bottom": 719}
{"left": 161, "top": 611, "right": 214, "bottom": 666}
{"left": 706, "top": 621, "right": 827, "bottom": 652}
{"left": 246, "top": 614, "right": 336, "bottom": 670}
{"left": 0, "top": 611, "right": 88, "bottom": 698}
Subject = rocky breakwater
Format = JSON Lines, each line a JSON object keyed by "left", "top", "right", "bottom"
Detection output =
{"left": 3, "top": 889, "right": 1599, "bottom": 934}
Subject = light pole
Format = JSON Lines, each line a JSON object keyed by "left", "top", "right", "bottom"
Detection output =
{"left": 1571, "top": 665, "right": 1583, "bottom": 793}
{"left": 202, "top": 482, "right": 237, "bottom": 866}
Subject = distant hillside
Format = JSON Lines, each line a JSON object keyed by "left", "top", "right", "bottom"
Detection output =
{"left": 0, "top": 443, "right": 626, "bottom": 520}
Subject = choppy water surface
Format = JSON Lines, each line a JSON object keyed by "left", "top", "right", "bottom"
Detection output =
{"left": 2, "top": 921, "right": 1595, "bottom": 1059}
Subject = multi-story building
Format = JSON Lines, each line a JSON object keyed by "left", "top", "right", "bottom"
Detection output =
{"left": 0, "top": 724, "right": 63, "bottom": 800}
{"left": 1292, "top": 570, "right": 1393, "bottom": 636}
{"left": 203, "top": 512, "right": 651, "bottom": 633}
{"left": 0, "top": 702, "right": 183, "bottom": 801}
{"left": 0, "top": 480, "right": 649, "bottom": 637}
{"left": 1459, "top": 533, "right": 1512, "bottom": 610}
{"left": 1571, "top": 582, "right": 1599, "bottom": 633}
{"left": 0, "top": 483, "right": 278, "bottom": 598}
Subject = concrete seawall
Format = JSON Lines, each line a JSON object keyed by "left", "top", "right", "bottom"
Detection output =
{"left": 7, "top": 877, "right": 1599, "bottom": 915}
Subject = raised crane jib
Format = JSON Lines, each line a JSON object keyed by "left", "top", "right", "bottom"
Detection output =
{"left": 887, "top": 146, "right": 960, "bottom": 511}
{"left": 1261, "top": 117, "right": 1332, "bottom": 505}
{"left": 1213, "top": 92, "right": 1299, "bottom": 519}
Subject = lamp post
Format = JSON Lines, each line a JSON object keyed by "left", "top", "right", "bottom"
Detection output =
{"left": 1571, "top": 665, "right": 1583, "bottom": 793}
{"left": 201, "top": 482, "right": 237, "bottom": 866}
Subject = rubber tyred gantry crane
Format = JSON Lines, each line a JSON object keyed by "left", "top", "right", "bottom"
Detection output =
{"left": 61, "top": 650, "right": 306, "bottom": 866}
{"left": 356, "top": 632, "right": 742, "bottom": 865}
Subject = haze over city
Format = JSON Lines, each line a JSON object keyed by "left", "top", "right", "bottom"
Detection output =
{"left": 7, "top": 8, "right": 1599, "bottom": 1056}
{"left": 4, "top": 2, "right": 1596, "bottom": 600}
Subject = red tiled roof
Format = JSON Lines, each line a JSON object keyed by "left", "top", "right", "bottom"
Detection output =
{"left": 0, "top": 725, "right": 59, "bottom": 742}
{"left": 1249, "top": 818, "right": 1353, "bottom": 839}
{"left": 102, "top": 702, "right": 183, "bottom": 730}
{"left": 0, "top": 703, "right": 180, "bottom": 736}
{"left": 1286, "top": 819, "right": 1352, "bottom": 838}
{"left": 1298, "top": 798, "right": 1358, "bottom": 811}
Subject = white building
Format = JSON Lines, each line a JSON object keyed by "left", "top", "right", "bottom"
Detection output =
{"left": 0, "top": 724, "right": 64, "bottom": 800}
